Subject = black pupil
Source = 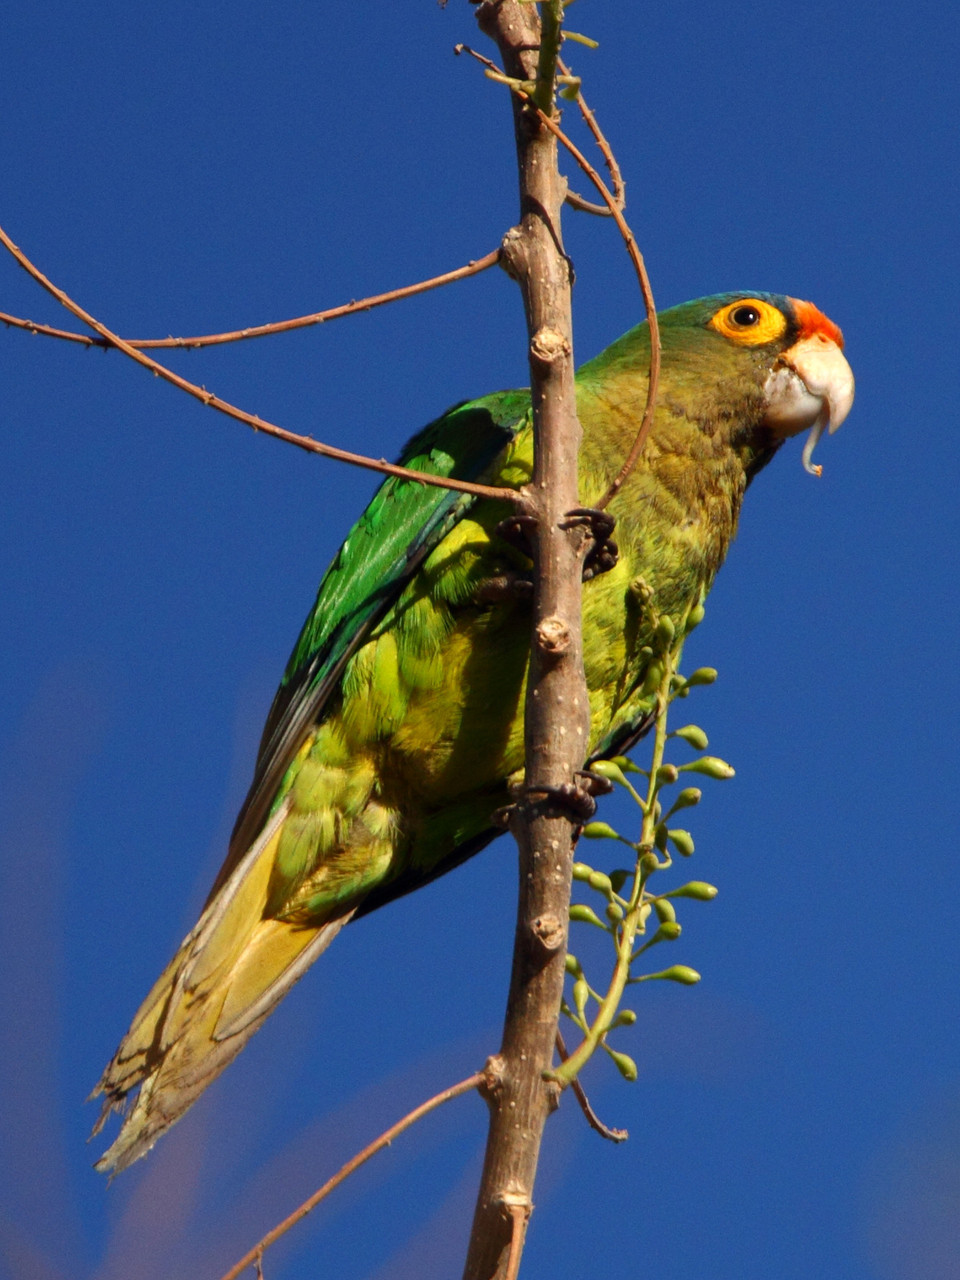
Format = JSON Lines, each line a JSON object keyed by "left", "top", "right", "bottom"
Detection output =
{"left": 731, "top": 305, "right": 760, "bottom": 326}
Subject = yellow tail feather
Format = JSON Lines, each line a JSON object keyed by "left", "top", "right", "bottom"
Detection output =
{"left": 92, "top": 801, "right": 354, "bottom": 1174}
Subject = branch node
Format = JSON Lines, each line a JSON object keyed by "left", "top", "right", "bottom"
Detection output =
{"left": 481, "top": 1054, "right": 506, "bottom": 1099}
{"left": 529, "top": 325, "right": 570, "bottom": 366}
{"left": 535, "top": 615, "right": 571, "bottom": 657}
{"left": 498, "top": 226, "right": 525, "bottom": 280}
{"left": 545, "top": 1077, "right": 562, "bottom": 1115}
{"left": 530, "top": 912, "right": 565, "bottom": 953}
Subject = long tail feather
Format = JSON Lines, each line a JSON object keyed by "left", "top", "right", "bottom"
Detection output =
{"left": 91, "top": 802, "right": 354, "bottom": 1174}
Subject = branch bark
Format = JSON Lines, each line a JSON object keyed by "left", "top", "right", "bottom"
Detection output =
{"left": 462, "top": 4, "right": 590, "bottom": 1277}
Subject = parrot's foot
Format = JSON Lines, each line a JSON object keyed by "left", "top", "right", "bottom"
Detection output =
{"left": 496, "top": 509, "right": 618, "bottom": 581}
{"left": 492, "top": 770, "right": 613, "bottom": 828}
{"left": 525, "top": 770, "right": 615, "bottom": 822}
{"left": 495, "top": 513, "right": 538, "bottom": 563}
{"left": 560, "top": 507, "right": 619, "bottom": 580}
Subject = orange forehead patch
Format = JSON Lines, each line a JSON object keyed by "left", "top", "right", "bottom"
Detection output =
{"left": 788, "top": 298, "right": 845, "bottom": 349}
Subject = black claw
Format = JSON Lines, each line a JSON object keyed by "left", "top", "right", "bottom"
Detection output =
{"left": 561, "top": 507, "right": 617, "bottom": 542}
{"left": 524, "top": 780, "right": 598, "bottom": 823}
{"left": 495, "top": 513, "right": 538, "bottom": 561}
{"left": 491, "top": 803, "right": 515, "bottom": 829}
{"left": 560, "top": 507, "right": 620, "bottom": 581}
{"left": 576, "top": 768, "right": 615, "bottom": 798}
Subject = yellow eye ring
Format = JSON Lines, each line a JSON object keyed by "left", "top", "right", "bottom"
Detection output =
{"left": 709, "top": 298, "right": 787, "bottom": 346}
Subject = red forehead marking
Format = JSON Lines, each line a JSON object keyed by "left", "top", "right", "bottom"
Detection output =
{"left": 787, "top": 297, "right": 845, "bottom": 349}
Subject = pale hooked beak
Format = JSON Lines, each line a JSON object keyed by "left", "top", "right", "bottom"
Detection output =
{"left": 762, "top": 333, "right": 855, "bottom": 476}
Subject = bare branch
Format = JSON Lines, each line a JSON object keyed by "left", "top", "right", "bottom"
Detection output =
{"left": 457, "top": 42, "right": 658, "bottom": 510}
{"left": 457, "top": 44, "right": 625, "bottom": 219}
{"left": 2, "top": 250, "right": 500, "bottom": 351}
{"left": 462, "top": 3, "right": 589, "bottom": 1276}
{"left": 557, "top": 56, "right": 626, "bottom": 217}
{"left": 555, "top": 1029, "right": 628, "bottom": 1143}
{"left": 218, "top": 1071, "right": 484, "bottom": 1280}
{"left": 0, "top": 310, "right": 103, "bottom": 345}
{"left": 516, "top": 100, "right": 660, "bottom": 511}
{"left": 0, "top": 223, "right": 518, "bottom": 503}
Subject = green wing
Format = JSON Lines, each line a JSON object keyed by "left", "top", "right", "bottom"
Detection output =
{"left": 222, "top": 391, "right": 531, "bottom": 881}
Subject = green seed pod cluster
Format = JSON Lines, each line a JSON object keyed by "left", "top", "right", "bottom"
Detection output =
{"left": 608, "top": 755, "right": 643, "bottom": 775}
{"left": 668, "top": 828, "right": 695, "bottom": 857}
{"left": 655, "top": 920, "right": 682, "bottom": 942}
{"left": 685, "top": 602, "right": 706, "bottom": 631}
{"left": 557, "top": 649, "right": 722, "bottom": 1097}
{"left": 668, "top": 881, "right": 719, "bottom": 901}
{"left": 685, "top": 667, "right": 718, "bottom": 687}
{"left": 666, "top": 787, "right": 702, "bottom": 815}
{"left": 671, "top": 723, "right": 709, "bottom": 750}
{"left": 580, "top": 821, "right": 620, "bottom": 840}
{"left": 653, "top": 897, "right": 676, "bottom": 923}
{"left": 589, "top": 759, "right": 629, "bottom": 788}
{"left": 653, "top": 965, "right": 701, "bottom": 985}
{"left": 606, "top": 1047, "right": 639, "bottom": 1081}
{"left": 656, "top": 615, "right": 676, "bottom": 646}
{"left": 569, "top": 903, "right": 607, "bottom": 929}
{"left": 679, "top": 756, "right": 735, "bottom": 780}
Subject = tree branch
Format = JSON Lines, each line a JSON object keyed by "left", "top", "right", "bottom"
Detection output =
{"left": 462, "top": 4, "right": 590, "bottom": 1277}
{"left": 455, "top": 42, "right": 659, "bottom": 510}
{"left": 510, "top": 100, "right": 660, "bottom": 511}
{"left": 218, "top": 1071, "right": 484, "bottom": 1280}
{"left": 555, "top": 1029, "right": 628, "bottom": 1142}
{"left": 0, "top": 249, "right": 500, "bottom": 350}
{"left": 0, "top": 223, "right": 517, "bottom": 502}
{"left": 557, "top": 56, "right": 626, "bottom": 217}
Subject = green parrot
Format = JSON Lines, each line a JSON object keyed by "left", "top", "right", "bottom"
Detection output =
{"left": 92, "top": 292, "right": 854, "bottom": 1173}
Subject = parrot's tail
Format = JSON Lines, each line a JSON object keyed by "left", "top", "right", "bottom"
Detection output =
{"left": 91, "top": 799, "right": 354, "bottom": 1175}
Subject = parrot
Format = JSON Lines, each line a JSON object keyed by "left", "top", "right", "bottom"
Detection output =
{"left": 91, "top": 292, "right": 854, "bottom": 1174}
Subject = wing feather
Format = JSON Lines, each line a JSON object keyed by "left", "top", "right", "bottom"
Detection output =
{"left": 215, "top": 393, "right": 530, "bottom": 896}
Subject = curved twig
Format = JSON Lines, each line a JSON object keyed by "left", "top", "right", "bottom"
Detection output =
{"left": 0, "top": 224, "right": 518, "bottom": 503}
{"left": 217, "top": 1071, "right": 484, "bottom": 1280}
{"left": 457, "top": 43, "right": 658, "bottom": 509}
{"left": 1, "top": 251, "right": 500, "bottom": 351}
{"left": 520, "top": 99, "right": 660, "bottom": 510}
{"left": 555, "top": 1028, "right": 628, "bottom": 1142}
{"left": 557, "top": 56, "right": 625, "bottom": 217}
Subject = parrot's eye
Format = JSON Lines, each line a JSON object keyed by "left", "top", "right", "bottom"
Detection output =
{"left": 730, "top": 305, "right": 760, "bottom": 327}
{"left": 709, "top": 298, "right": 788, "bottom": 346}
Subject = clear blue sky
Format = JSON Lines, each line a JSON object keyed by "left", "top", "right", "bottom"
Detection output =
{"left": 1, "top": 4, "right": 957, "bottom": 1279}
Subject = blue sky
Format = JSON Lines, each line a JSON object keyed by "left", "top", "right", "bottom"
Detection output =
{"left": 1, "top": 3, "right": 958, "bottom": 1279}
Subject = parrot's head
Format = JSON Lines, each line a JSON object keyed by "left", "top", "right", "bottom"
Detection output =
{"left": 699, "top": 292, "right": 855, "bottom": 476}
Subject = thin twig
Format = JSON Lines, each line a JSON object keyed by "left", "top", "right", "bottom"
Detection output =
{"left": 519, "top": 99, "right": 660, "bottom": 510}
{"left": 217, "top": 1071, "right": 484, "bottom": 1280}
{"left": 0, "top": 311, "right": 102, "bottom": 345}
{"left": 557, "top": 56, "right": 625, "bottom": 217}
{"left": 454, "top": 42, "right": 502, "bottom": 75}
{"left": 0, "top": 224, "right": 518, "bottom": 503}
{"left": 459, "top": 46, "right": 659, "bottom": 509}
{"left": 456, "top": 44, "right": 623, "bottom": 220}
{"left": 2, "top": 251, "right": 500, "bottom": 350}
{"left": 555, "top": 1029, "right": 628, "bottom": 1142}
